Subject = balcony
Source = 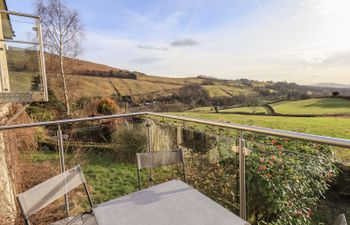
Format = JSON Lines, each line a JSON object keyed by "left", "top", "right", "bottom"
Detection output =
{"left": 0, "top": 112, "right": 349, "bottom": 225}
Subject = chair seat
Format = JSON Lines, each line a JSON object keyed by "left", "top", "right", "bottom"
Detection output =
{"left": 50, "top": 214, "right": 97, "bottom": 225}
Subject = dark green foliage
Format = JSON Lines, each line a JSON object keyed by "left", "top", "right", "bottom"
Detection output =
{"left": 73, "top": 69, "right": 137, "bottom": 80}
{"left": 332, "top": 92, "right": 340, "bottom": 97}
{"left": 178, "top": 83, "right": 210, "bottom": 106}
{"left": 246, "top": 136, "right": 338, "bottom": 225}
{"left": 26, "top": 89, "right": 65, "bottom": 121}
{"left": 31, "top": 75, "right": 42, "bottom": 91}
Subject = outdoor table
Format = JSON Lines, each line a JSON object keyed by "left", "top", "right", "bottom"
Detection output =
{"left": 93, "top": 180, "right": 249, "bottom": 225}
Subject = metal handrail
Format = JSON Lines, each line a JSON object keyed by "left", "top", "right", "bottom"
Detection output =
{"left": 0, "top": 112, "right": 147, "bottom": 130}
{"left": 0, "top": 111, "right": 349, "bottom": 148}
{"left": 0, "top": 39, "right": 39, "bottom": 45}
{"left": 0, "top": 10, "right": 40, "bottom": 19}
{"left": 147, "top": 112, "right": 350, "bottom": 148}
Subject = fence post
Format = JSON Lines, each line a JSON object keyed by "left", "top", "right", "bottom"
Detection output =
{"left": 57, "top": 124, "right": 69, "bottom": 217}
{"left": 146, "top": 120, "right": 153, "bottom": 187}
{"left": 238, "top": 130, "right": 247, "bottom": 220}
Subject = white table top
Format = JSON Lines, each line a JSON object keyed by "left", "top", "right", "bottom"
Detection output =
{"left": 93, "top": 180, "right": 249, "bottom": 225}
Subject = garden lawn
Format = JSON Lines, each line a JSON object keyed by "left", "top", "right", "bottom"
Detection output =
{"left": 271, "top": 98, "right": 350, "bottom": 115}
{"left": 26, "top": 151, "right": 168, "bottom": 204}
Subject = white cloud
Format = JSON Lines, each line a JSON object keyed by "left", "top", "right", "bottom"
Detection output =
{"left": 80, "top": 0, "right": 350, "bottom": 84}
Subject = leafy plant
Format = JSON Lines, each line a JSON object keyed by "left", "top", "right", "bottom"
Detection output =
{"left": 245, "top": 136, "right": 338, "bottom": 225}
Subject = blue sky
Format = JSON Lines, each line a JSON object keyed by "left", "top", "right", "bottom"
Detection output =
{"left": 7, "top": 0, "right": 350, "bottom": 84}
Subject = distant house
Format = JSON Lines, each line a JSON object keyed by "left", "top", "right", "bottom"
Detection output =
{"left": 0, "top": 0, "right": 12, "bottom": 92}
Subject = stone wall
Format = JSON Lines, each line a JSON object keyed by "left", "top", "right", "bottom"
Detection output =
{"left": 0, "top": 104, "right": 37, "bottom": 225}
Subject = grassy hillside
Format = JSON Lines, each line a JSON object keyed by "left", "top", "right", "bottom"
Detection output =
{"left": 49, "top": 74, "right": 204, "bottom": 101}
{"left": 271, "top": 98, "right": 350, "bottom": 115}
{"left": 203, "top": 85, "right": 256, "bottom": 97}
{"left": 47, "top": 58, "right": 274, "bottom": 101}
{"left": 42, "top": 56, "right": 350, "bottom": 104}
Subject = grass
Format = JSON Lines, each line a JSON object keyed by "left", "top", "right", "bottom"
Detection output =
{"left": 9, "top": 71, "right": 40, "bottom": 92}
{"left": 26, "top": 150, "right": 172, "bottom": 204}
{"left": 168, "top": 111, "right": 350, "bottom": 162}
{"left": 203, "top": 85, "right": 256, "bottom": 98}
{"left": 170, "top": 112, "right": 350, "bottom": 140}
{"left": 271, "top": 98, "right": 350, "bottom": 115}
{"left": 50, "top": 75, "right": 184, "bottom": 101}
{"left": 221, "top": 106, "right": 268, "bottom": 114}
{"left": 189, "top": 106, "right": 268, "bottom": 114}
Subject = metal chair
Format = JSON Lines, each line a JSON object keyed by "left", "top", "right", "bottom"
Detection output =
{"left": 17, "top": 165, "right": 96, "bottom": 225}
{"left": 136, "top": 149, "right": 186, "bottom": 190}
{"left": 334, "top": 214, "right": 348, "bottom": 225}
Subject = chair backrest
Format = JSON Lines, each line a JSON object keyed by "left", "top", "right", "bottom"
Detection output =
{"left": 136, "top": 149, "right": 184, "bottom": 169}
{"left": 17, "top": 165, "right": 89, "bottom": 222}
{"left": 334, "top": 214, "right": 347, "bottom": 225}
{"left": 136, "top": 149, "right": 186, "bottom": 190}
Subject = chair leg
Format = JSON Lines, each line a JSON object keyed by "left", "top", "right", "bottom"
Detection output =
{"left": 83, "top": 182, "right": 94, "bottom": 208}
{"left": 24, "top": 218, "right": 31, "bottom": 225}
{"left": 182, "top": 162, "right": 186, "bottom": 183}
{"left": 137, "top": 168, "right": 141, "bottom": 190}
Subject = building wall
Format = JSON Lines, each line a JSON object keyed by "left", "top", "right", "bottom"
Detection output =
{"left": 0, "top": 0, "right": 11, "bottom": 92}
{"left": 0, "top": 103, "right": 16, "bottom": 225}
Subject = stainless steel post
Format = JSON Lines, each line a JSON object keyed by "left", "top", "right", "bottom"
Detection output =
{"left": 36, "top": 18, "right": 48, "bottom": 102}
{"left": 57, "top": 124, "right": 69, "bottom": 217}
{"left": 238, "top": 130, "right": 247, "bottom": 220}
{"left": 146, "top": 121, "right": 153, "bottom": 187}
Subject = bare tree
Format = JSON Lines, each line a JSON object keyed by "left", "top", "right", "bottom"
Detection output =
{"left": 36, "top": 0, "right": 84, "bottom": 115}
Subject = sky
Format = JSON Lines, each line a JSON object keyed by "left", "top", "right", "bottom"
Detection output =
{"left": 7, "top": 0, "right": 350, "bottom": 85}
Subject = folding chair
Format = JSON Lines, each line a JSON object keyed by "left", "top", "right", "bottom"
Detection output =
{"left": 334, "top": 214, "right": 348, "bottom": 225}
{"left": 17, "top": 165, "right": 96, "bottom": 225}
{"left": 136, "top": 149, "right": 186, "bottom": 190}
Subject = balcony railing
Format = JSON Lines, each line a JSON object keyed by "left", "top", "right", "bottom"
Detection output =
{"left": 2, "top": 112, "right": 350, "bottom": 224}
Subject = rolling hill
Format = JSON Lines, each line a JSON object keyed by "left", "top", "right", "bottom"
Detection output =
{"left": 47, "top": 58, "right": 261, "bottom": 102}
{"left": 40, "top": 56, "right": 349, "bottom": 103}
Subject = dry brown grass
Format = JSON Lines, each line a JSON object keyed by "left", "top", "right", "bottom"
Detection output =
{"left": 16, "top": 156, "right": 90, "bottom": 225}
{"left": 0, "top": 106, "right": 38, "bottom": 225}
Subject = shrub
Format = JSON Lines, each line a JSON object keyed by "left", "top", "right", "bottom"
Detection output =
{"left": 172, "top": 125, "right": 338, "bottom": 225}
{"left": 97, "top": 98, "right": 119, "bottom": 115}
{"left": 332, "top": 91, "right": 340, "bottom": 97}
{"left": 76, "top": 96, "right": 94, "bottom": 110}
{"left": 111, "top": 123, "right": 147, "bottom": 161}
{"left": 178, "top": 83, "right": 210, "bottom": 106}
{"left": 26, "top": 106, "right": 53, "bottom": 121}
{"left": 27, "top": 89, "right": 65, "bottom": 121}
{"left": 246, "top": 136, "right": 338, "bottom": 225}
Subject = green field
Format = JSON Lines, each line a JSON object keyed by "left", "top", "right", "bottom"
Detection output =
{"left": 203, "top": 85, "right": 256, "bottom": 98}
{"left": 189, "top": 106, "right": 269, "bottom": 114}
{"left": 170, "top": 111, "right": 350, "bottom": 161}
{"left": 171, "top": 112, "right": 350, "bottom": 140}
{"left": 221, "top": 106, "right": 268, "bottom": 114}
{"left": 271, "top": 98, "right": 350, "bottom": 115}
